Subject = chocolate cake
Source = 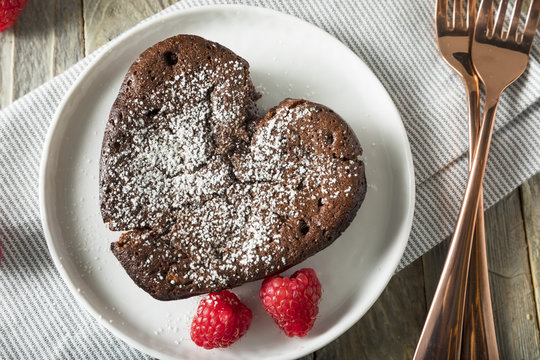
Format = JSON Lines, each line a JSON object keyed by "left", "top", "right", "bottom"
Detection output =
{"left": 100, "top": 34, "right": 367, "bottom": 300}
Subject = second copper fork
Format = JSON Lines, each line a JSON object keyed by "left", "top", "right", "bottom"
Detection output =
{"left": 415, "top": 1, "right": 498, "bottom": 358}
{"left": 437, "top": 1, "right": 499, "bottom": 359}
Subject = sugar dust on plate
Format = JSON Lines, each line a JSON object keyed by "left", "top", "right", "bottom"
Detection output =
{"left": 367, "top": 183, "right": 378, "bottom": 191}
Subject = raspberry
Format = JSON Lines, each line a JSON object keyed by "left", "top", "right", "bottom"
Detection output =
{"left": 0, "top": 0, "right": 28, "bottom": 32}
{"left": 190, "top": 290, "right": 252, "bottom": 349}
{"left": 259, "top": 268, "right": 322, "bottom": 337}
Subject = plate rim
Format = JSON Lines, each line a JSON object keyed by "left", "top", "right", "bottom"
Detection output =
{"left": 39, "top": 4, "right": 416, "bottom": 359}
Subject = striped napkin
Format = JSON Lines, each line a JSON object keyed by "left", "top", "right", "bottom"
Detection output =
{"left": 1, "top": 0, "right": 539, "bottom": 358}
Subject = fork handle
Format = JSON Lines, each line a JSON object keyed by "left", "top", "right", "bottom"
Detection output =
{"left": 461, "top": 80, "right": 499, "bottom": 359}
{"left": 414, "top": 93, "right": 500, "bottom": 360}
{"left": 461, "top": 193, "right": 500, "bottom": 360}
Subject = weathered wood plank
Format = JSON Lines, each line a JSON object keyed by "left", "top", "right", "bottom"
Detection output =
{"left": 83, "top": 0, "right": 177, "bottom": 54}
{"left": 1, "top": 0, "right": 84, "bottom": 107}
{"left": 314, "top": 260, "right": 426, "bottom": 360}
{"left": 53, "top": 0, "right": 85, "bottom": 74}
{"left": 522, "top": 172, "right": 540, "bottom": 328}
{"left": 11, "top": 0, "right": 55, "bottom": 100}
{"left": 422, "top": 237, "right": 451, "bottom": 306}
{"left": 486, "top": 189, "right": 540, "bottom": 358}
{"left": 0, "top": 29, "right": 15, "bottom": 108}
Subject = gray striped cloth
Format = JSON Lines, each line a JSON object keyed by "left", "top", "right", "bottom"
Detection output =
{"left": 1, "top": 0, "right": 539, "bottom": 358}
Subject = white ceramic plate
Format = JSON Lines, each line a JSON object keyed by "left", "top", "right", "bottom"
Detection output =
{"left": 40, "top": 5, "right": 415, "bottom": 360}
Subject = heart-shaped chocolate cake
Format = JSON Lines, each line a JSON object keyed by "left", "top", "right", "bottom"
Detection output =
{"left": 100, "top": 35, "right": 366, "bottom": 300}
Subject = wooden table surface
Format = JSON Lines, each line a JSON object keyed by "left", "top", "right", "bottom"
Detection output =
{"left": 1, "top": 1, "right": 539, "bottom": 359}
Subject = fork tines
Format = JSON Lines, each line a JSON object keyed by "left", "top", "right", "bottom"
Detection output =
{"left": 477, "top": 0, "right": 540, "bottom": 44}
{"left": 438, "top": 0, "right": 477, "bottom": 29}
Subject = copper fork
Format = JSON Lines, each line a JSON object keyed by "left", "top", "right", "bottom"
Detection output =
{"left": 432, "top": 0, "right": 499, "bottom": 359}
{"left": 465, "top": 4, "right": 540, "bottom": 357}
{"left": 415, "top": 1, "right": 498, "bottom": 358}
{"left": 415, "top": 0, "right": 540, "bottom": 358}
